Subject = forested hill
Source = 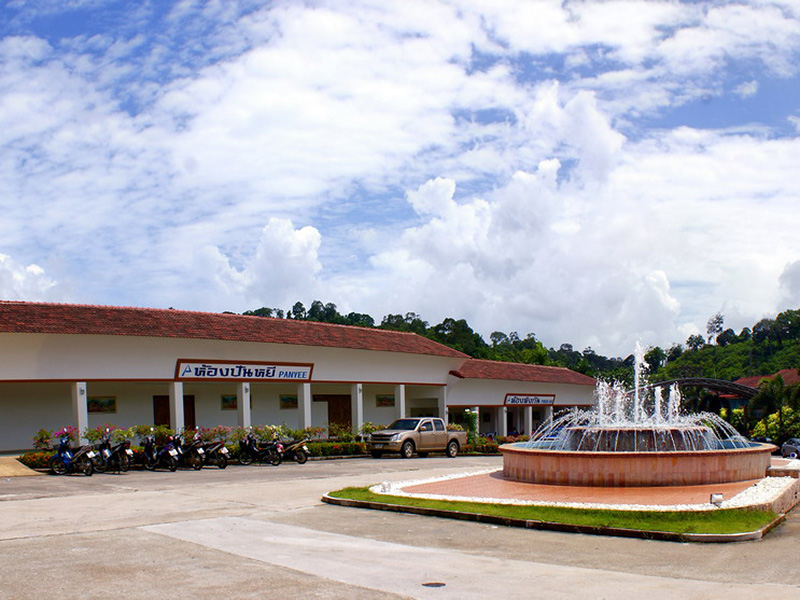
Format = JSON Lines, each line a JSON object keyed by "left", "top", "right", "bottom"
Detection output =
{"left": 238, "top": 302, "right": 800, "bottom": 384}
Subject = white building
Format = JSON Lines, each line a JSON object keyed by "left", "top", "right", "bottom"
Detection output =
{"left": 0, "top": 301, "right": 596, "bottom": 451}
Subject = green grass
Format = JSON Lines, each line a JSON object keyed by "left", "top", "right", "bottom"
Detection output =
{"left": 328, "top": 487, "right": 777, "bottom": 535}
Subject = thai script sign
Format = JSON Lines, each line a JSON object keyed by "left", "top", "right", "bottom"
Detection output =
{"left": 176, "top": 360, "right": 313, "bottom": 382}
{"left": 504, "top": 393, "right": 555, "bottom": 406}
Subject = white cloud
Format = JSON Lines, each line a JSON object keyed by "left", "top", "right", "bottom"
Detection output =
{"left": 0, "top": 254, "right": 59, "bottom": 300}
{"left": 1, "top": 0, "right": 800, "bottom": 357}
{"left": 734, "top": 80, "right": 759, "bottom": 98}
{"left": 779, "top": 260, "right": 800, "bottom": 308}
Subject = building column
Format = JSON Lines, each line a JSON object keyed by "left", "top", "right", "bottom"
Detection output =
{"left": 237, "top": 381, "right": 251, "bottom": 428}
{"left": 524, "top": 406, "right": 534, "bottom": 437}
{"left": 473, "top": 405, "right": 480, "bottom": 435}
{"left": 169, "top": 381, "right": 184, "bottom": 432}
{"left": 72, "top": 382, "right": 88, "bottom": 444}
{"left": 545, "top": 406, "right": 554, "bottom": 423}
{"left": 498, "top": 406, "right": 508, "bottom": 437}
{"left": 436, "top": 386, "right": 448, "bottom": 423}
{"left": 394, "top": 384, "right": 406, "bottom": 419}
{"left": 350, "top": 383, "right": 364, "bottom": 435}
{"left": 298, "top": 382, "right": 312, "bottom": 430}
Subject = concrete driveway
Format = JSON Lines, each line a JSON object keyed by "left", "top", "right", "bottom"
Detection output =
{"left": 2, "top": 455, "right": 800, "bottom": 599}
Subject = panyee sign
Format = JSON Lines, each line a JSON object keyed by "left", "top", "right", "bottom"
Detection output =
{"left": 176, "top": 359, "right": 314, "bottom": 382}
{"left": 504, "top": 393, "right": 555, "bottom": 406}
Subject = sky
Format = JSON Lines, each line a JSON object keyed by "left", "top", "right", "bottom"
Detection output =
{"left": 1, "top": 0, "right": 799, "bottom": 358}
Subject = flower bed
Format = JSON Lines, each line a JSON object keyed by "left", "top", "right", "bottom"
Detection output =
{"left": 17, "top": 451, "right": 54, "bottom": 470}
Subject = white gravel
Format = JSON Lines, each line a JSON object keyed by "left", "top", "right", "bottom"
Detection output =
{"left": 369, "top": 469, "right": 797, "bottom": 512}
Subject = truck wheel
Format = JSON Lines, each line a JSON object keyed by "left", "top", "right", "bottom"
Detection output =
{"left": 446, "top": 440, "right": 459, "bottom": 458}
{"left": 370, "top": 451, "right": 383, "bottom": 458}
{"left": 401, "top": 440, "right": 415, "bottom": 459}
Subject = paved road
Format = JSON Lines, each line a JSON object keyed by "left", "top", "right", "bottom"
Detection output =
{"left": 2, "top": 456, "right": 800, "bottom": 599}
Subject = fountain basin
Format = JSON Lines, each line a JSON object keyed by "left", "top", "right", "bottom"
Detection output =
{"left": 500, "top": 442, "right": 777, "bottom": 487}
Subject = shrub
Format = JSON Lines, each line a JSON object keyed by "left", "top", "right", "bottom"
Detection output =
{"left": 307, "top": 441, "right": 366, "bottom": 457}
{"left": 463, "top": 409, "right": 479, "bottom": 445}
{"left": 17, "top": 451, "right": 54, "bottom": 470}
{"left": 32, "top": 428, "right": 52, "bottom": 450}
{"left": 359, "top": 422, "right": 385, "bottom": 436}
{"left": 84, "top": 424, "right": 120, "bottom": 443}
{"left": 53, "top": 426, "right": 78, "bottom": 443}
{"left": 210, "top": 425, "right": 233, "bottom": 442}
{"left": 466, "top": 435, "right": 500, "bottom": 454}
{"left": 327, "top": 423, "right": 355, "bottom": 442}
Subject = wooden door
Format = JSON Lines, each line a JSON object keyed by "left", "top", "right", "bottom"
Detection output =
{"left": 152, "top": 395, "right": 196, "bottom": 430}
{"left": 314, "top": 395, "right": 352, "bottom": 430}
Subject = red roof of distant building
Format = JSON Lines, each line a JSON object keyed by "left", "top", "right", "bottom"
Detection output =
{"left": 0, "top": 301, "right": 468, "bottom": 359}
{"left": 450, "top": 358, "right": 596, "bottom": 386}
{"left": 735, "top": 369, "right": 800, "bottom": 389}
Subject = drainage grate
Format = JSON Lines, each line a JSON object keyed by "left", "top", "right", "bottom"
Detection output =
{"left": 421, "top": 582, "right": 446, "bottom": 588}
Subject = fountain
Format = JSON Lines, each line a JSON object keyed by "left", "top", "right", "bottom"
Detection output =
{"left": 501, "top": 343, "right": 776, "bottom": 487}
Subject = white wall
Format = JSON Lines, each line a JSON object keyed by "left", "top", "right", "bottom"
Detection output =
{"left": 0, "top": 333, "right": 462, "bottom": 384}
{"left": 0, "top": 383, "right": 73, "bottom": 451}
{"left": 446, "top": 376, "right": 595, "bottom": 408}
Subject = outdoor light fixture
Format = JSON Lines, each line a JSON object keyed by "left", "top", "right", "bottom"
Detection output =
{"left": 710, "top": 493, "right": 724, "bottom": 506}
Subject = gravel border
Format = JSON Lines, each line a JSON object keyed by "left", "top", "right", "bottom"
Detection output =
{"left": 369, "top": 468, "right": 797, "bottom": 512}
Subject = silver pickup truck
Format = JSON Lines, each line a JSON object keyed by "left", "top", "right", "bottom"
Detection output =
{"left": 367, "top": 417, "right": 466, "bottom": 458}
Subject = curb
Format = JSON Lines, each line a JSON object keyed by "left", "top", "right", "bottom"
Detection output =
{"left": 321, "top": 494, "right": 785, "bottom": 543}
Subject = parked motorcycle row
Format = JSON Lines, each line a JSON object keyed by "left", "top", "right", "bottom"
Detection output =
{"left": 50, "top": 429, "right": 309, "bottom": 475}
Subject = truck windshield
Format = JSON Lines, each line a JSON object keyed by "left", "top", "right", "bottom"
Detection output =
{"left": 387, "top": 419, "right": 420, "bottom": 430}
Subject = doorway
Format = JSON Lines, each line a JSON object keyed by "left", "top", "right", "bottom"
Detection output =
{"left": 313, "top": 394, "right": 352, "bottom": 430}
{"left": 153, "top": 395, "right": 196, "bottom": 430}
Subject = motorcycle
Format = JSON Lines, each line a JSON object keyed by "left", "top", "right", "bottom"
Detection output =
{"left": 238, "top": 432, "right": 282, "bottom": 466}
{"left": 141, "top": 431, "right": 179, "bottom": 472}
{"left": 202, "top": 440, "right": 229, "bottom": 469}
{"left": 176, "top": 432, "right": 205, "bottom": 470}
{"left": 281, "top": 439, "right": 310, "bottom": 464}
{"left": 50, "top": 436, "right": 94, "bottom": 476}
{"left": 92, "top": 430, "right": 134, "bottom": 473}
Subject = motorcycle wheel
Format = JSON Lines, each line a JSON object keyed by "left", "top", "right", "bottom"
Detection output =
{"left": 93, "top": 459, "right": 107, "bottom": 474}
{"left": 268, "top": 450, "right": 282, "bottom": 466}
{"left": 144, "top": 458, "right": 157, "bottom": 471}
{"left": 51, "top": 456, "right": 67, "bottom": 475}
{"left": 167, "top": 456, "right": 178, "bottom": 472}
{"left": 189, "top": 453, "right": 204, "bottom": 470}
{"left": 238, "top": 452, "right": 254, "bottom": 466}
{"left": 79, "top": 457, "right": 93, "bottom": 476}
{"left": 217, "top": 455, "right": 227, "bottom": 469}
{"left": 119, "top": 454, "right": 130, "bottom": 472}
{"left": 293, "top": 450, "right": 308, "bottom": 464}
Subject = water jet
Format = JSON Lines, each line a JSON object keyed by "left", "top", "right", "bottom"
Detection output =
{"left": 501, "top": 343, "right": 776, "bottom": 487}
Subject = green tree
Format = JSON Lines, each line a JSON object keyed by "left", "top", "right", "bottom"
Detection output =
{"left": 716, "top": 328, "right": 737, "bottom": 347}
{"left": 706, "top": 312, "right": 724, "bottom": 344}
{"left": 289, "top": 302, "right": 307, "bottom": 320}
{"left": 686, "top": 334, "right": 705, "bottom": 351}
{"left": 751, "top": 375, "right": 800, "bottom": 444}
{"left": 644, "top": 346, "right": 666, "bottom": 373}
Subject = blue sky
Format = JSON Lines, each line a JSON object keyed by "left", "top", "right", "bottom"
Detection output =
{"left": 1, "top": 0, "right": 799, "bottom": 357}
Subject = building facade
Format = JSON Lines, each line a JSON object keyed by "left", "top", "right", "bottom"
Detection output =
{"left": 0, "top": 302, "right": 596, "bottom": 451}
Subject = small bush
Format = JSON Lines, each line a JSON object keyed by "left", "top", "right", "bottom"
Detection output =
{"left": 32, "top": 429, "right": 52, "bottom": 450}
{"left": 307, "top": 441, "right": 366, "bottom": 456}
{"left": 17, "top": 451, "right": 54, "bottom": 470}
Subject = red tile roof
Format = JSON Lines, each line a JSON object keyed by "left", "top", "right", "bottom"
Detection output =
{"left": 450, "top": 358, "right": 596, "bottom": 386}
{"left": 0, "top": 301, "right": 468, "bottom": 359}
{"left": 735, "top": 369, "right": 800, "bottom": 389}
